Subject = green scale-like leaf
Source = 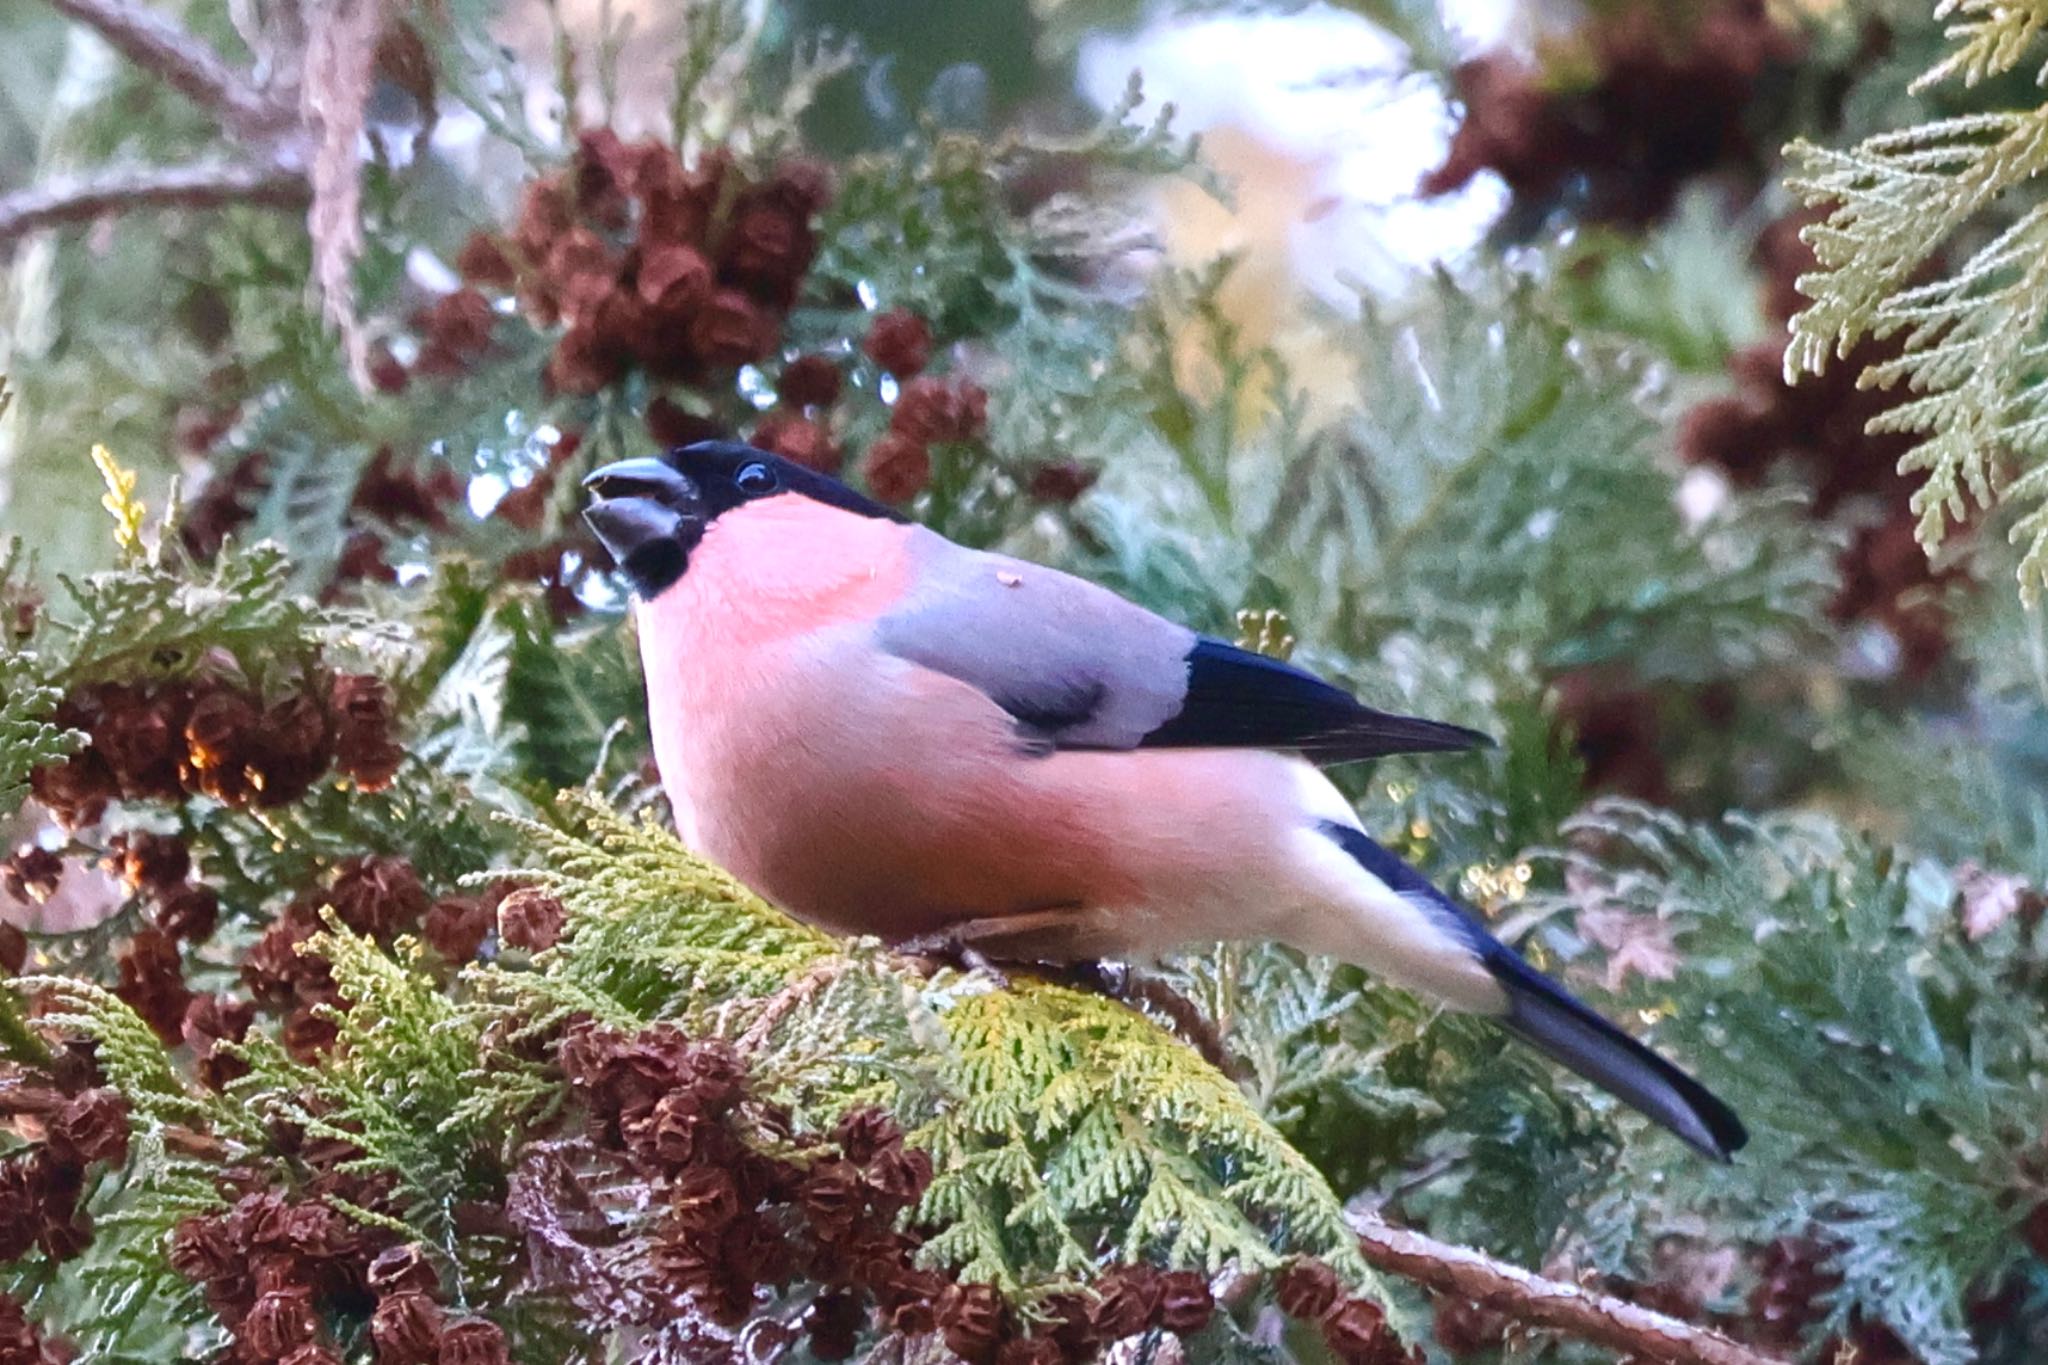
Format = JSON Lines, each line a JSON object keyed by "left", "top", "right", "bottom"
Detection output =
{"left": 1786, "top": 0, "right": 2048, "bottom": 600}
{"left": 474, "top": 794, "right": 1384, "bottom": 1304}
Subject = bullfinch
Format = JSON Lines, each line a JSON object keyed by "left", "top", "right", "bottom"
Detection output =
{"left": 583, "top": 441, "right": 1748, "bottom": 1160}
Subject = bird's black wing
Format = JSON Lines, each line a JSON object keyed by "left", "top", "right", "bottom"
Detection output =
{"left": 1137, "top": 638, "right": 1490, "bottom": 762}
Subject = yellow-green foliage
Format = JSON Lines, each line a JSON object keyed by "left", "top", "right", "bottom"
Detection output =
{"left": 0, "top": 542, "right": 80, "bottom": 811}
{"left": 7, "top": 791, "right": 1392, "bottom": 1327}
{"left": 27, "top": 978, "right": 257, "bottom": 1153}
{"left": 483, "top": 791, "right": 843, "bottom": 1026}
{"left": 23, "top": 981, "right": 253, "bottom": 1346}
{"left": 1785, "top": 0, "right": 2048, "bottom": 600}
{"left": 228, "top": 922, "right": 502, "bottom": 1222}
{"left": 480, "top": 793, "right": 1383, "bottom": 1299}
{"left": 919, "top": 983, "right": 1371, "bottom": 1292}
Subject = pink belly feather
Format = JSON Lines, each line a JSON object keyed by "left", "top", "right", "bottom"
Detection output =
{"left": 631, "top": 503, "right": 1298, "bottom": 947}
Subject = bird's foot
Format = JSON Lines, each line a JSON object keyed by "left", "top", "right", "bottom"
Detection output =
{"left": 891, "top": 905, "right": 1100, "bottom": 988}
{"left": 892, "top": 929, "right": 1013, "bottom": 990}
{"left": 1051, "top": 961, "right": 1241, "bottom": 1080}
{"left": 1054, "top": 959, "right": 1132, "bottom": 999}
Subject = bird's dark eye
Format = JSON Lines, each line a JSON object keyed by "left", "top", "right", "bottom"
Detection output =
{"left": 735, "top": 461, "right": 779, "bottom": 496}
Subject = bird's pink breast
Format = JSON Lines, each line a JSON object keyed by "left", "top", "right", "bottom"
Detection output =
{"left": 633, "top": 497, "right": 1304, "bottom": 949}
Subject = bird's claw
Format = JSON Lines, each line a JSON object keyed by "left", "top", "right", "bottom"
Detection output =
{"left": 893, "top": 930, "right": 1013, "bottom": 989}
{"left": 1052, "top": 962, "right": 1241, "bottom": 1079}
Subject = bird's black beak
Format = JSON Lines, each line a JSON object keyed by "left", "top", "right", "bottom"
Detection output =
{"left": 582, "top": 457, "right": 703, "bottom": 597}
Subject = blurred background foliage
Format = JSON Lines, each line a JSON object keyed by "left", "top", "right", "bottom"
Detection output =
{"left": 5, "top": 0, "right": 2048, "bottom": 1363}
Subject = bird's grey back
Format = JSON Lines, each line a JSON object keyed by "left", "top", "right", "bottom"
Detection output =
{"left": 873, "top": 529, "right": 1194, "bottom": 750}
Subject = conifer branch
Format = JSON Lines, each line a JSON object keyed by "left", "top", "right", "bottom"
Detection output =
{"left": 0, "top": 161, "right": 309, "bottom": 247}
{"left": 43, "top": 0, "right": 287, "bottom": 139}
{"left": 7, "top": 0, "right": 312, "bottom": 252}
{"left": 736, "top": 958, "right": 853, "bottom": 1054}
{"left": 1350, "top": 1214, "right": 1786, "bottom": 1365}
{"left": 0, "top": 984, "right": 52, "bottom": 1071}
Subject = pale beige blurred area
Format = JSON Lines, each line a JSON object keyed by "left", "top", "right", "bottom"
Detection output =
{"left": 1081, "top": 5, "right": 1512, "bottom": 432}
{"left": 1149, "top": 125, "right": 1358, "bottom": 428}
{"left": 0, "top": 807, "right": 119, "bottom": 937}
{"left": 487, "top": 0, "right": 763, "bottom": 140}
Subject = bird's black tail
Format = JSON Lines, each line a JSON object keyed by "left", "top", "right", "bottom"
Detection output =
{"left": 1319, "top": 822, "right": 1747, "bottom": 1160}
{"left": 1482, "top": 942, "right": 1747, "bottom": 1160}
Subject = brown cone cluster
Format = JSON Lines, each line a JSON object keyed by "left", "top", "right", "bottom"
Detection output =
{"left": 0, "top": 1061, "right": 138, "bottom": 1361}
{"left": 183, "top": 993, "right": 257, "bottom": 1090}
{"left": 487, "top": 430, "right": 581, "bottom": 533}
{"left": 352, "top": 447, "right": 461, "bottom": 534}
{"left": 1552, "top": 206, "right": 1963, "bottom": 794}
{"left": 0, "top": 849, "right": 62, "bottom": 906}
{"left": 29, "top": 668, "right": 404, "bottom": 831}
{"left": 0, "top": 1083, "right": 129, "bottom": 1271}
{"left": 24, "top": 663, "right": 410, "bottom": 1053}
{"left": 1026, "top": 459, "right": 1097, "bottom": 505}
{"left": 487, "top": 431, "right": 618, "bottom": 624}
{"left": 1547, "top": 665, "right": 1682, "bottom": 804}
{"left": 750, "top": 410, "right": 843, "bottom": 477}
{"left": 541, "top": 1019, "right": 1246, "bottom": 1359}
{"left": 446, "top": 129, "right": 1007, "bottom": 512}
{"left": 1424, "top": 0, "right": 1802, "bottom": 227}
{"left": 240, "top": 855, "right": 448, "bottom": 1062}
{"left": 105, "top": 830, "right": 189, "bottom": 893}
{"left": 494, "top": 887, "right": 565, "bottom": 953}
{"left": 421, "top": 891, "right": 493, "bottom": 966}
{"left": 0, "top": 1291, "right": 68, "bottom": 1365}
{"left": 115, "top": 927, "right": 195, "bottom": 1047}
{"left": 412, "top": 290, "right": 498, "bottom": 381}
{"left": 860, "top": 367, "right": 990, "bottom": 506}
{"left": 559, "top": 1023, "right": 936, "bottom": 1337}
{"left": 447, "top": 131, "right": 828, "bottom": 403}
{"left": 168, "top": 1161, "right": 454, "bottom": 1365}
{"left": 862, "top": 308, "right": 932, "bottom": 378}
{"left": 328, "top": 675, "right": 406, "bottom": 792}
{"left": 104, "top": 831, "right": 220, "bottom": 947}
{"left": 1273, "top": 1260, "right": 1420, "bottom": 1365}
{"left": 329, "top": 449, "right": 466, "bottom": 600}
{"left": 169, "top": 418, "right": 462, "bottom": 596}
{"left": 179, "top": 450, "right": 273, "bottom": 563}
{"left": 362, "top": 1243, "right": 510, "bottom": 1365}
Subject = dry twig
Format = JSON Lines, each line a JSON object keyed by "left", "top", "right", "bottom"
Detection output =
{"left": 736, "top": 960, "right": 853, "bottom": 1055}
{"left": 301, "top": 0, "right": 388, "bottom": 387}
{"left": 45, "top": 0, "right": 288, "bottom": 138}
{"left": 0, "top": 162, "right": 308, "bottom": 243}
{"left": 0, "top": 0, "right": 309, "bottom": 251}
{"left": 1351, "top": 1213, "right": 1788, "bottom": 1365}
